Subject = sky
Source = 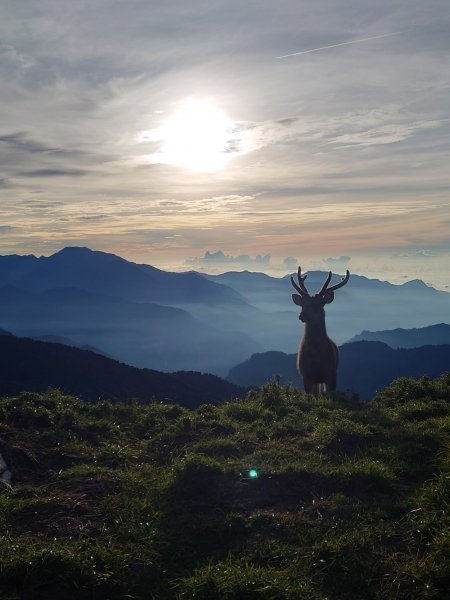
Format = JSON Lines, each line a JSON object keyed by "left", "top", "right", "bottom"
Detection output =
{"left": 1, "top": 0, "right": 449, "bottom": 288}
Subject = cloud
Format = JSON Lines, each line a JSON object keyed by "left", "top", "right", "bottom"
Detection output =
{"left": 0, "top": 132, "right": 59, "bottom": 154}
{"left": 0, "top": 43, "right": 34, "bottom": 75}
{"left": 186, "top": 250, "right": 271, "bottom": 269}
{"left": 392, "top": 250, "right": 439, "bottom": 259}
{"left": 18, "top": 168, "right": 89, "bottom": 178}
{"left": 283, "top": 256, "right": 298, "bottom": 270}
{"left": 201, "top": 105, "right": 447, "bottom": 164}
{"left": 323, "top": 256, "right": 351, "bottom": 268}
{"left": 327, "top": 118, "right": 441, "bottom": 148}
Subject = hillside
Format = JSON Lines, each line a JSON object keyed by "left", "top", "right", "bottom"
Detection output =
{"left": 1, "top": 376, "right": 450, "bottom": 599}
{"left": 348, "top": 323, "right": 450, "bottom": 347}
{"left": 0, "top": 334, "right": 244, "bottom": 407}
{"left": 227, "top": 342, "right": 450, "bottom": 399}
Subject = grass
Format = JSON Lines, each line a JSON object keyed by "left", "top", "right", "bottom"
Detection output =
{"left": 0, "top": 375, "right": 449, "bottom": 598}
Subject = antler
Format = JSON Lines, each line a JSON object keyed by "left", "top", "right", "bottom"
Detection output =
{"left": 291, "top": 266, "right": 310, "bottom": 296}
{"left": 319, "top": 270, "right": 350, "bottom": 295}
{"left": 318, "top": 271, "right": 332, "bottom": 296}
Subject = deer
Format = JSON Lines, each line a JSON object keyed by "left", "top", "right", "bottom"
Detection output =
{"left": 291, "top": 267, "right": 350, "bottom": 395}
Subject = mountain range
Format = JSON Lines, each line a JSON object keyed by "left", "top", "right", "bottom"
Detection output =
{"left": 0, "top": 247, "right": 244, "bottom": 305}
{"left": 227, "top": 342, "right": 450, "bottom": 400}
{"left": 348, "top": 323, "right": 450, "bottom": 348}
{"left": 205, "top": 270, "right": 450, "bottom": 346}
{"left": 0, "top": 248, "right": 257, "bottom": 374}
{"left": 0, "top": 333, "right": 244, "bottom": 407}
{"left": 1, "top": 246, "right": 449, "bottom": 375}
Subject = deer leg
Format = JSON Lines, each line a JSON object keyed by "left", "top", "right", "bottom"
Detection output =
{"left": 303, "top": 377, "right": 314, "bottom": 394}
{"left": 325, "top": 374, "right": 337, "bottom": 393}
{"left": 303, "top": 378, "right": 321, "bottom": 396}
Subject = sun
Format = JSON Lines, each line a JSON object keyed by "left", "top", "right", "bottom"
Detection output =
{"left": 155, "top": 100, "right": 234, "bottom": 172}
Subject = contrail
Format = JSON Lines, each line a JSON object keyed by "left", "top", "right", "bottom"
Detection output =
{"left": 277, "top": 31, "right": 404, "bottom": 59}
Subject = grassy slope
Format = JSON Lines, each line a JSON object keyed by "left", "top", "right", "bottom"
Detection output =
{"left": 0, "top": 376, "right": 449, "bottom": 599}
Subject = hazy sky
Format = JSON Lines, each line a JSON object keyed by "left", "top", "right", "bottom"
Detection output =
{"left": 1, "top": 1, "right": 449, "bottom": 287}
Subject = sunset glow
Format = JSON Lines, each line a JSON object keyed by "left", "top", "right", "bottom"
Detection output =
{"left": 0, "top": 2, "right": 449, "bottom": 288}
{"left": 149, "top": 100, "right": 234, "bottom": 172}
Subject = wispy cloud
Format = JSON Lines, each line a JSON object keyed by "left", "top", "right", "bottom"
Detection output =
{"left": 328, "top": 119, "right": 442, "bottom": 147}
{"left": 0, "top": 132, "right": 61, "bottom": 154}
{"left": 392, "top": 249, "right": 439, "bottom": 259}
{"left": 18, "top": 168, "right": 89, "bottom": 178}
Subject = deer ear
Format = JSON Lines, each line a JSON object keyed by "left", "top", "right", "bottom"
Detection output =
{"left": 323, "top": 291, "right": 335, "bottom": 304}
{"left": 292, "top": 294, "right": 303, "bottom": 306}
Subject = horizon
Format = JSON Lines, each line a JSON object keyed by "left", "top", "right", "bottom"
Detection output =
{"left": 1, "top": 244, "right": 448, "bottom": 291}
{"left": 1, "top": 2, "right": 449, "bottom": 291}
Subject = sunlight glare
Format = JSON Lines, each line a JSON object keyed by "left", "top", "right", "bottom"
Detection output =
{"left": 156, "top": 100, "right": 234, "bottom": 172}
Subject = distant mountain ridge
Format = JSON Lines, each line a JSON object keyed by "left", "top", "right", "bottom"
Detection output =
{"left": 30, "top": 334, "right": 112, "bottom": 357}
{"left": 1, "top": 246, "right": 450, "bottom": 374}
{"left": 227, "top": 342, "right": 450, "bottom": 400}
{"left": 0, "top": 246, "right": 245, "bottom": 306}
{"left": 0, "top": 248, "right": 260, "bottom": 374}
{"left": 205, "top": 269, "right": 450, "bottom": 346}
{"left": 0, "top": 334, "right": 245, "bottom": 407}
{"left": 347, "top": 323, "right": 450, "bottom": 348}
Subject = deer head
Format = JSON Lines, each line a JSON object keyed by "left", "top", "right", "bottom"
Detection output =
{"left": 291, "top": 268, "right": 350, "bottom": 323}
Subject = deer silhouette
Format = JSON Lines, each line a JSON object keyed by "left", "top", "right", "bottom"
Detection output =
{"left": 291, "top": 267, "right": 350, "bottom": 394}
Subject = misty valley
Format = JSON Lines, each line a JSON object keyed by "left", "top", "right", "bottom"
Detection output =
{"left": 1, "top": 246, "right": 449, "bottom": 399}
